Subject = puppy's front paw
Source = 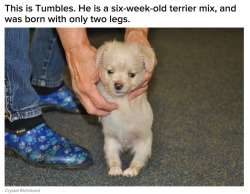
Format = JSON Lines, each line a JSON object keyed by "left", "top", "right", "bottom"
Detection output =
{"left": 109, "top": 167, "right": 122, "bottom": 176}
{"left": 122, "top": 167, "right": 139, "bottom": 177}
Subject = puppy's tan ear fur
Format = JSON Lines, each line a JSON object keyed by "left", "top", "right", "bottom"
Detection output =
{"left": 139, "top": 45, "right": 155, "bottom": 73}
{"left": 96, "top": 42, "right": 111, "bottom": 68}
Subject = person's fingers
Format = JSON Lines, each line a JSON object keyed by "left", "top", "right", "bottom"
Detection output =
{"left": 73, "top": 81, "right": 117, "bottom": 116}
{"left": 88, "top": 85, "right": 118, "bottom": 112}
{"left": 136, "top": 80, "right": 149, "bottom": 91}
{"left": 128, "top": 85, "right": 148, "bottom": 100}
{"left": 143, "top": 72, "right": 152, "bottom": 83}
{"left": 127, "top": 71, "right": 151, "bottom": 101}
{"left": 78, "top": 95, "right": 110, "bottom": 117}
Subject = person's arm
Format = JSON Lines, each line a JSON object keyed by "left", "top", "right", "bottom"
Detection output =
{"left": 124, "top": 28, "right": 157, "bottom": 100}
{"left": 57, "top": 28, "right": 118, "bottom": 116}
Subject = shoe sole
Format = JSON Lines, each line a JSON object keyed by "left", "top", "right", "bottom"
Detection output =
{"left": 5, "top": 147, "right": 93, "bottom": 170}
{"left": 40, "top": 104, "right": 87, "bottom": 114}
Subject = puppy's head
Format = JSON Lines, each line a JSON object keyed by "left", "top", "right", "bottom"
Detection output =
{"left": 96, "top": 41, "right": 155, "bottom": 97}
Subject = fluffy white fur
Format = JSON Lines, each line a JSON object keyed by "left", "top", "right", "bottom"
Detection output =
{"left": 96, "top": 41, "right": 155, "bottom": 177}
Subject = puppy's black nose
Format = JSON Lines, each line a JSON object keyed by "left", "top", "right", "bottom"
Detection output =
{"left": 114, "top": 82, "right": 123, "bottom": 90}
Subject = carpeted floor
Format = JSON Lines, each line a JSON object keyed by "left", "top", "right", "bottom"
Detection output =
{"left": 5, "top": 28, "right": 243, "bottom": 186}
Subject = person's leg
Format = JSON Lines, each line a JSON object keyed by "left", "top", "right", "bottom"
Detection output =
{"left": 30, "top": 28, "right": 66, "bottom": 88}
{"left": 5, "top": 28, "right": 42, "bottom": 121}
{"left": 30, "top": 28, "right": 86, "bottom": 113}
{"left": 5, "top": 28, "right": 92, "bottom": 169}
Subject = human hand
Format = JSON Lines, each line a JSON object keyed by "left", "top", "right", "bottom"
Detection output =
{"left": 66, "top": 43, "right": 118, "bottom": 116}
{"left": 57, "top": 28, "right": 118, "bottom": 116}
{"left": 124, "top": 28, "right": 157, "bottom": 100}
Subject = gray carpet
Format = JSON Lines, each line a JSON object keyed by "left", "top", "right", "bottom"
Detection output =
{"left": 5, "top": 28, "right": 243, "bottom": 186}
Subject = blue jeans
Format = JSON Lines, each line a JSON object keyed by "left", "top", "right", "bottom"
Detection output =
{"left": 5, "top": 28, "right": 67, "bottom": 121}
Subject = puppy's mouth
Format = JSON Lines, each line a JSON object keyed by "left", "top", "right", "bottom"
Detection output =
{"left": 114, "top": 90, "right": 126, "bottom": 96}
{"left": 104, "top": 84, "right": 125, "bottom": 96}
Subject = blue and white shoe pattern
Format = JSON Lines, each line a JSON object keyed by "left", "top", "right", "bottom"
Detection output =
{"left": 39, "top": 86, "right": 86, "bottom": 114}
{"left": 5, "top": 123, "right": 92, "bottom": 169}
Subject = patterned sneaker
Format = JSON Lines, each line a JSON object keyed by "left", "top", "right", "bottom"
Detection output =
{"left": 39, "top": 85, "right": 87, "bottom": 114}
{"left": 5, "top": 123, "right": 93, "bottom": 169}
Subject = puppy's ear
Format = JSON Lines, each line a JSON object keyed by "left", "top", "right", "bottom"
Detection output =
{"left": 139, "top": 45, "right": 155, "bottom": 73}
{"left": 96, "top": 42, "right": 110, "bottom": 68}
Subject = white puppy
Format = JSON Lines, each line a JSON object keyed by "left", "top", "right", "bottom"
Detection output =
{"left": 96, "top": 41, "right": 155, "bottom": 177}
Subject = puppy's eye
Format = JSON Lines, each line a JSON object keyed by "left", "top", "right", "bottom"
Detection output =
{"left": 107, "top": 70, "right": 114, "bottom": 74}
{"left": 128, "top": 72, "right": 136, "bottom": 78}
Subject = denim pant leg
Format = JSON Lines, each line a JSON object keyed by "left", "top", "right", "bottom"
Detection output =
{"left": 30, "top": 28, "right": 67, "bottom": 88}
{"left": 5, "top": 28, "right": 42, "bottom": 122}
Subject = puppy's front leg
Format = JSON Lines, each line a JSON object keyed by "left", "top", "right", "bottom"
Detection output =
{"left": 122, "top": 137, "right": 152, "bottom": 177}
{"left": 104, "top": 135, "right": 123, "bottom": 176}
